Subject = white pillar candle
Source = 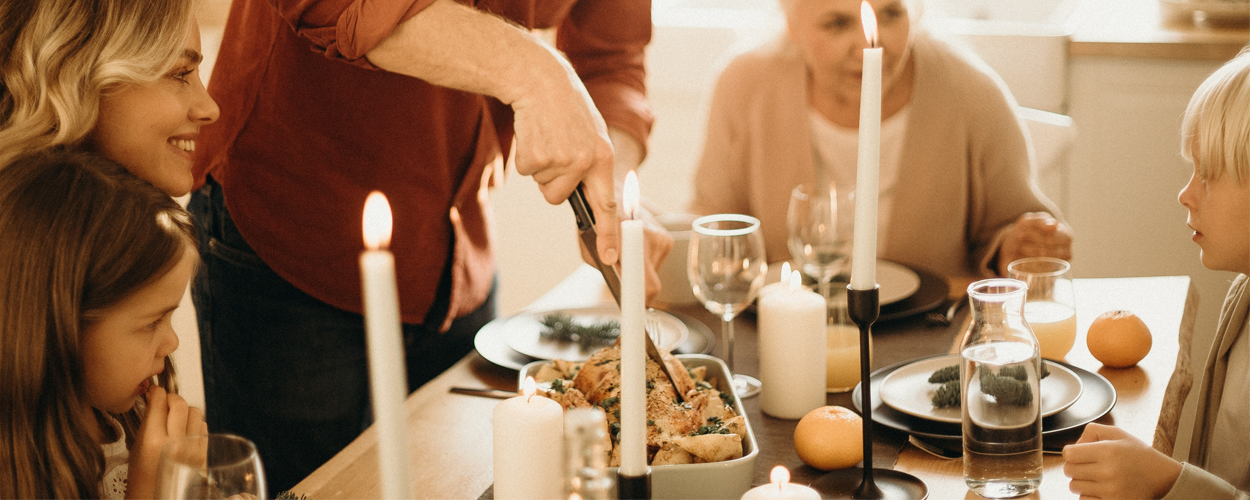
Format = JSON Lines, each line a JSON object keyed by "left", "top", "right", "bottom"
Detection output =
{"left": 493, "top": 377, "right": 564, "bottom": 500}
{"left": 850, "top": 0, "right": 882, "bottom": 291}
{"left": 758, "top": 262, "right": 792, "bottom": 298}
{"left": 757, "top": 270, "right": 827, "bottom": 419}
{"left": 359, "top": 191, "right": 413, "bottom": 500}
{"left": 619, "top": 171, "right": 648, "bottom": 476}
{"left": 741, "top": 466, "right": 822, "bottom": 500}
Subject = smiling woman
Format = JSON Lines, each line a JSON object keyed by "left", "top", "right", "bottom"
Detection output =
{"left": 0, "top": 0, "right": 220, "bottom": 196}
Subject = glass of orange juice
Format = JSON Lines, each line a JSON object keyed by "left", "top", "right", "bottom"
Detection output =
{"left": 824, "top": 292, "right": 871, "bottom": 392}
{"left": 1007, "top": 257, "right": 1076, "bottom": 360}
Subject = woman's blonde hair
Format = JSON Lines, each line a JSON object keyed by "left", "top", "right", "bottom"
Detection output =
{"left": 1181, "top": 47, "right": 1250, "bottom": 186}
{"left": 0, "top": 149, "right": 197, "bottom": 499}
{"left": 0, "top": 0, "right": 195, "bottom": 168}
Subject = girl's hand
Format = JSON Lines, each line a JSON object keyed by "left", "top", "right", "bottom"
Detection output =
{"left": 126, "top": 385, "right": 208, "bottom": 500}
{"left": 1062, "top": 423, "right": 1182, "bottom": 500}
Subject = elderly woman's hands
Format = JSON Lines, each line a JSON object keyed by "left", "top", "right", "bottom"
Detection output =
{"left": 996, "top": 212, "right": 1074, "bottom": 275}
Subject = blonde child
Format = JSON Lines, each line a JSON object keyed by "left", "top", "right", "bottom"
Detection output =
{"left": 0, "top": 0, "right": 219, "bottom": 196}
{"left": 1062, "top": 49, "right": 1250, "bottom": 499}
{"left": 0, "top": 150, "right": 206, "bottom": 499}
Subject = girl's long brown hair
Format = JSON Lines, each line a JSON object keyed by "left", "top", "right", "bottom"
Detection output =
{"left": 0, "top": 149, "right": 197, "bottom": 499}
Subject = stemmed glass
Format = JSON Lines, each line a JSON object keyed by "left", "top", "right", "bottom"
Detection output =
{"left": 786, "top": 181, "right": 854, "bottom": 300}
{"left": 688, "top": 214, "right": 768, "bottom": 398}
{"left": 155, "top": 433, "right": 267, "bottom": 499}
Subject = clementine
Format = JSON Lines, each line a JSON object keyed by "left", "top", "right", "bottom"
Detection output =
{"left": 793, "top": 405, "right": 863, "bottom": 471}
{"left": 1087, "top": 310, "right": 1152, "bottom": 368}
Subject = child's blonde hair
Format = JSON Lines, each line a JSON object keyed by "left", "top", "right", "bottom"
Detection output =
{"left": 0, "top": 0, "right": 195, "bottom": 168}
{"left": 0, "top": 149, "right": 198, "bottom": 499}
{"left": 1182, "top": 47, "right": 1250, "bottom": 185}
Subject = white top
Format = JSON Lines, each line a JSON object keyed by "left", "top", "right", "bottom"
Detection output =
{"left": 99, "top": 414, "right": 130, "bottom": 500}
{"left": 808, "top": 105, "right": 911, "bottom": 254}
{"left": 1207, "top": 315, "right": 1250, "bottom": 490}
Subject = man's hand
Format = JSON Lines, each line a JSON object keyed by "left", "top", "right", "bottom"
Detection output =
{"left": 365, "top": 0, "right": 623, "bottom": 267}
{"left": 1062, "top": 423, "right": 1182, "bottom": 500}
{"left": 126, "top": 386, "right": 208, "bottom": 500}
{"left": 580, "top": 211, "right": 674, "bottom": 304}
{"left": 510, "top": 58, "right": 620, "bottom": 267}
{"left": 997, "top": 212, "right": 1074, "bottom": 275}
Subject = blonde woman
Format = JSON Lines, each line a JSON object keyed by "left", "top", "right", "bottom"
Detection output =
{"left": 0, "top": 0, "right": 219, "bottom": 196}
{"left": 689, "top": 0, "right": 1073, "bottom": 278}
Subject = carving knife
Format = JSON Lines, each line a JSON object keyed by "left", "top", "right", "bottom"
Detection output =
{"left": 568, "top": 185, "right": 692, "bottom": 400}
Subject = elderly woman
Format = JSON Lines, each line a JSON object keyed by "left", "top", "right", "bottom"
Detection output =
{"left": 689, "top": 0, "right": 1072, "bottom": 278}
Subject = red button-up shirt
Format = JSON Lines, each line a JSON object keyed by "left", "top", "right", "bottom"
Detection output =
{"left": 194, "top": 0, "right": 652, "bottom": 328}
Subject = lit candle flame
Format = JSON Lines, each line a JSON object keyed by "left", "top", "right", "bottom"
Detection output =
{"left": 790, "top": 270, "right": 803, "bottom": 291}
{"left": 770, "top": 465, "right": 790, "bottom": 489}
{"left": 861, "top": 0, "right": 878, "bottom": 48}
{"left": 523, "top": 376, "right": 537, "bottom": 402}
{"left": 623, "top": 170, "right": 640, "bottom": 220}
{"left": 362, "top": 191, "right": 393, "bottom": 250}
{"left": 780, "top": 262, "right": 792, "bottom": 284}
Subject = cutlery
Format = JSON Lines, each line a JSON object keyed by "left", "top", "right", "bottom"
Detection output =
{"left": 568, "top": 185, "right": 689, "bottom": 401}
{"left": 908, "top": 435, "right": 1066, "bottom": 458}
{"left": 449, "top": 387, "right": 517, "bottom": 399}
{"left": 925, "top": 293, "right": 967, "bottom": 327}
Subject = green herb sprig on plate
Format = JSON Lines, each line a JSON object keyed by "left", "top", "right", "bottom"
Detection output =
{"left": 539, "top": 313, "right": 620, "bottom": 350}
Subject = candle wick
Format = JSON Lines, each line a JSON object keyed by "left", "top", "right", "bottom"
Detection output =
{"left": 527, "top": 392, "right": 534, "bottom": 403}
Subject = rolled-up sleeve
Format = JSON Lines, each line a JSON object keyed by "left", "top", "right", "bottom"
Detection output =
{"left": 557, "top": 0, "right": 655, "bottom": 155}
{"left": 269, "top": 0, "right": 436, "bottom": 68}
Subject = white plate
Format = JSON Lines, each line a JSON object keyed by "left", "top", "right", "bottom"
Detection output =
{"left": 502, "top": 306, "right": 688, "bottom": 362}
{"left": 763, "top": 259, "right": 921, "bottom": 305}
{"left": 879, "top": 354, "right": 1082, "bottom": 424}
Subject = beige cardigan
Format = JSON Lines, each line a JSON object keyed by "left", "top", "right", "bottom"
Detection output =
{"left": 1164, "top": 274, "right": 1250, "bottom": 499}
{"left": 689, "top": 31, "right": 1061, "bottom": 278}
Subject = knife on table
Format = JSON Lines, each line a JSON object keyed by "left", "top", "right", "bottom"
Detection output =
{"left": 568, "top": 185, "right": 693, "bottom": 401}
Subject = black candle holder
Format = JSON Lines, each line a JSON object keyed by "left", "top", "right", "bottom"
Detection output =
{"left": 617, "top": 469, "right": 651, "bottom": 500}
{"left": 811, "top": 285, "right": 928, "bottom": 500}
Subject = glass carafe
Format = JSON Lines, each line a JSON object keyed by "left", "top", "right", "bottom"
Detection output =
{"left": 960, "top": 279, "right": 1042, "bottom": 499}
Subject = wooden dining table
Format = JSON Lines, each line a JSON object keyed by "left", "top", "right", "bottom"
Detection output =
{"left": 292, "top": 264, "right": 1198, "bottom": 499}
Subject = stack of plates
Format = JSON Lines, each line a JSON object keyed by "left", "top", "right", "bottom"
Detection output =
{"left": 763, "top": 259, "right": 949, "bottom": 321}
{"left": 854, "top": 354, "right": 1117, "bottom": 447}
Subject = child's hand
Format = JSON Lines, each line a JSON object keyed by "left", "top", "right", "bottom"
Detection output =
{"left": 1062, "top": 423, "right": 1182, "bottom": 499}
{"left": 126, "top": 385, "right": 208, "bottom": 500}
{"left": 997, "top": 212, "right": 1074, "bottom": 275}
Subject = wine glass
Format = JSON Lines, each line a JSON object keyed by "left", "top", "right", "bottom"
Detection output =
{"left": 155, "top": 433, "right": 267, "bottom": 499}
{"left": 786, "top": 181, "right": 854, "bottom": 300}
{"left": 688, "top": 214, "right": 767, "bottom": 398}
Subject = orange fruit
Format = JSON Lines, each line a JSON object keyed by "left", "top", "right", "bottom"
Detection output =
{"left": 793, "top": 406, "right": 863, "bottom": 470}
{"left": 1087, "top": 310, "right": 1152, "bottom": 368}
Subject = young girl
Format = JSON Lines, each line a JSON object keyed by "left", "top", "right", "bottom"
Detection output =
{"left": 0, "top": 150, "right": 206, "bottom": 499}
{"left": 1062, "top": 49, "right": 1250, "bottom": 499}
{"left": 0, "top": 0, "right": 219, "bottom": 196}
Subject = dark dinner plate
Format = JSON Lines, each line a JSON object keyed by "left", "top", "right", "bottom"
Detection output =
{"left": 878, "top": 266, "right": 948, "bottom": 322}
{"left": 852, "top": 355, "right": 1117, "bottom": 446}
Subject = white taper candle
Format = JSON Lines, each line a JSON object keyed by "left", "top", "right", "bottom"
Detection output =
{"left": 851, "top": 0, "right": 882, "bottom": 291}
{"left": 619, "top": 171, "right": 648, "bottom": 476}
{"left": 360, "top": 191, "right": 413, "bottom": 500}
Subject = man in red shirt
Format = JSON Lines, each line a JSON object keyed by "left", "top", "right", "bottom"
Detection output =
{"left": 190, "top": 0, "right": 661, "bottom": 492}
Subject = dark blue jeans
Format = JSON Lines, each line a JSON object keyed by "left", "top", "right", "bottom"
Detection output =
{"left": 188, "top": 178, "right": 496, "bottom": 495}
